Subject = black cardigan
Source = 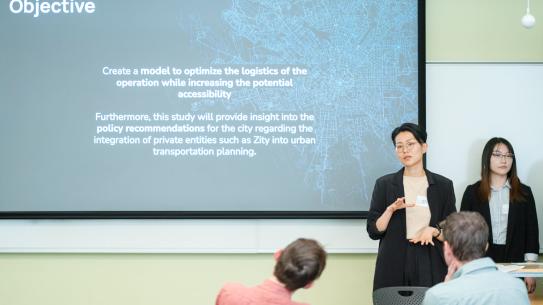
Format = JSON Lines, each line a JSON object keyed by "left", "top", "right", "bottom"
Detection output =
{"left": 366, "top": 168, "right": 456, "bottom": 290}
{"left": 460, "top": 181, "right": 539, "bottom": 262}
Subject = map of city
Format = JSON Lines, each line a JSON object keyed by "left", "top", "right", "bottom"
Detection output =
{"left": 181, "top": 0, "right": 419, "bottom": 210}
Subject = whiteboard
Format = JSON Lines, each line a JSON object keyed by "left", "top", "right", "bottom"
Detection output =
{"left": 426, "top": 63, "right": 543, "bottom": 253}
{"left": 0, "top": 219, "right": 375, "bottom": 253}
{"left": 0, "top": 63, "right": 541, "bottom": 253}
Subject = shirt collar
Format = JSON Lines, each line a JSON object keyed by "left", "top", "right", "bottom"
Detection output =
{"left": 452, "top": 257, "right": 497, "bottom": 280}
{"left": 490, "top": 180, "right": 511, "bottom": 191}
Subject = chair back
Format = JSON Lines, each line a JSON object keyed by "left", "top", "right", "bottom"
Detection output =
{"left": 373, "top": 286, "right": 428, "bottom": 305}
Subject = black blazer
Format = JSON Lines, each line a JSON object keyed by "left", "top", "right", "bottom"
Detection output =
{"left": 366, "top": 168, "right": 456, "bottom": 290}
{"left": 460, "top": 181, "right": 539, "bottom": 262}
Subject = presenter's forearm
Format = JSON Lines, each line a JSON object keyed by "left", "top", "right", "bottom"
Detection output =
{"left": 375, "top": 207, "right": 394, "bottom": 232}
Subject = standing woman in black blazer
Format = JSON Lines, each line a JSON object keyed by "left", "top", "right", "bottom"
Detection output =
{"left": 461, "top": 137, "right": 539, "bottom": 293}
{"left": 367, "top": 123, "right": 456, "bottom": 290}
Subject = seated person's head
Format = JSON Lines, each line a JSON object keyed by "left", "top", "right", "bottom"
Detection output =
{"left": 442, "top": 211, "right": 489, "bottom": 263}
{"left": 273, "top": 238, "right": 327, "bottom": 291}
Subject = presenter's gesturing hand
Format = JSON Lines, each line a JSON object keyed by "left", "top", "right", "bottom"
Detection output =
{"left": 376, "top": 197, "right": 415, "bottom": 232}
{"left": 409, "top": 226, "right": 438, "bottom": 246}
{"left": 386, "top": 197, "right": 415, "bottom": 213}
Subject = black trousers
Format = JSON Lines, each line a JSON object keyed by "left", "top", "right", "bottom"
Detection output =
{"left": 487, "top": 244, "right": 507, "bottom": 263}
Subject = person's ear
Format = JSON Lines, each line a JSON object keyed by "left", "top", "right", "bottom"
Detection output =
{"left": 421, "top": 142, "right": 428, "bottom": 154}
{"left": 485, "top": 242, "right": 489, "bottom": 252}
{"left": 273, "top": 249, "right": 283, "bottom": 261}
{"left": 303, "top": 282, "right": 313, "bottom": 289}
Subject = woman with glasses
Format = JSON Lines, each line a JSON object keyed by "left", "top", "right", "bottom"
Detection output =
{"left": 460, "top": 137, "right": 539, "bottom": 293}
{"left": 367, "top": 123, "right": 456, "bottom": 290}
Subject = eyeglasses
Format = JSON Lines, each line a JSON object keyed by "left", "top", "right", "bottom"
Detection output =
{"left": 491, "top": 152, "right": 514, "bottom": 161}
{"left": 395, "top": 141, "right": 419, "bottom": 152}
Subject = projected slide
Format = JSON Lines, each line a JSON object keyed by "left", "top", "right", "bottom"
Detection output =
{"left": 0, "top": 0, "right": 420, "bottom": 215}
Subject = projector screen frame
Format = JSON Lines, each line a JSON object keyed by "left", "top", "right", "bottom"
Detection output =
{"left": 0, "top": 0, "right": 426, "bottom": 220}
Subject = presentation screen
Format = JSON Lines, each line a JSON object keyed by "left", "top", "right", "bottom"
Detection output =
{"left": 0, "top": 0, "right": 424, "bottom": 218}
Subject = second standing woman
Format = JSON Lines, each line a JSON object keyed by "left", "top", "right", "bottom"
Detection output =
{"left": 461, "top": 137, "right": 539, "bottom": 293}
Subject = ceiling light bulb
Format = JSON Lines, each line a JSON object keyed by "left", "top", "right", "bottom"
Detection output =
{"left": 522, "top": 13, "right": 536, "bottom": 28}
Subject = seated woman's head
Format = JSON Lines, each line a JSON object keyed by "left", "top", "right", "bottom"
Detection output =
{"left": 273, "top": 238, "right": 327, "bottom": 291}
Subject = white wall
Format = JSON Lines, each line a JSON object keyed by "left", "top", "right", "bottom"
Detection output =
{"left": 1, "top": 63, "right": 541, "bottom": 253}
{"left": 426, "top": 63, "right": 543, "bottom": 245}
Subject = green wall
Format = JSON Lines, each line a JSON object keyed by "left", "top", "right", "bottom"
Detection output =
{"left": 0, "top": 253, "right": 376, "bottom": 305}
{"left": 2, "top": 2, "right": 542, "bottom": 305}
{"left": 426, "top": 0, "right": 543, "bottom": 62}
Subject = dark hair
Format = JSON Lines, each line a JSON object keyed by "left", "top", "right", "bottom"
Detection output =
{"left": 390, "top": 123, "right": 427, "bottom": 145}
{"left": 443, "top": 212, "right": 488, "bottom": 262}
{"left": 479, "top": 137, "right": 525, "bottom": 203}
{"left": 273, "top": 238, "right": 327, "bottom": 291}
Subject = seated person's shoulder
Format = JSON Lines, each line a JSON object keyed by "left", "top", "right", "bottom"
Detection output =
{"left": 423, "top": 282, "right": 451, "bottom": 304}
{"left": 216, "top": 283, "right": 251, "bottom": 304}
{"left": 221, "top": 282, "right": 246, "bottom": 291}
{"left": 500, "top": 272, "right": 529, "bottom": 290}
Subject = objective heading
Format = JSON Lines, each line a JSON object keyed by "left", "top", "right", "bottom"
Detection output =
{"left": 9, "top": 0, "right": 96, "bottom": 18}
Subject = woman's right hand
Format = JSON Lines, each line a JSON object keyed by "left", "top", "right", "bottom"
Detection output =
{"left": 375, "top": 197, "right": 415, "bottom": 233}
{"left": 386, "top": 197, "right": 414, "bottom": 213}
